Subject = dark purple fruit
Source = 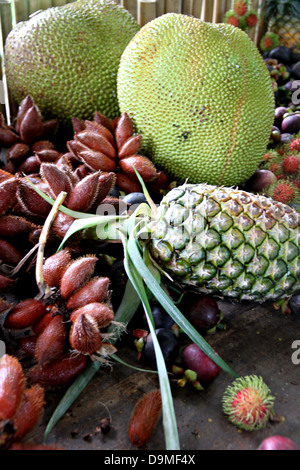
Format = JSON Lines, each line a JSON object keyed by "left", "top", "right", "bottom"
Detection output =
{"left": 179, "top": 294, "right": 220, "bottom": 332}
{"left": 282, "top": 113, "right": 300, "bottom": 134}
{"left": 109, "top": 186, "right": 121, "bottom": 198}
{"left": 123, "top": 192, "right": 148, "bottom": 206}
{"left": 151, "top": 303, "right": 175, "bottom": 330}
{"left": 290, "top": 294, "right": 300, "bottom": 315}
{"left": 291, "top": 61, "right": 300, "bottom": 80}
{"left": 291, "top": 49, "right": 300, "bottom": 64}
{"left": 110, "top": 259, "right": 127, "bottom": 300}
{"left": 244, "top": 169, "right": 277, "bottom": 193}
{"left": 274, "top": 106, "right": 288, "bottom": 128}
{"left": 280, "top": 133, "right": 293, "bottom": 144}
{"left": 182, "top": 343, "right": 221, "bottom": 384}
{"left": 257, "top": 435, "right": 300, "bottom": 450}
{"left": 269, "top": 46, "right": 291, "bottom": 64}
{"left": 269, "top": 126, "right": 281, "bottom": 144}
{"left": 284, "top": 81, "right": 300, "bottom": 93}
{"left": 141, "top": 328, "right": 179, "bottom": 368}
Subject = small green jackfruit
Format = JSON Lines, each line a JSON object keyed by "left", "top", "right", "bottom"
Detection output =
{"left": 117, "top": 13, "right": 275, "bottom": 186}
{"left": 5, "top": 0, "right": 140, "bottom": 126}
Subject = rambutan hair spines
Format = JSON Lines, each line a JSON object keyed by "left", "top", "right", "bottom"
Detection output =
{"left": 222, "top": 375, "right": 275, "bottom": 431}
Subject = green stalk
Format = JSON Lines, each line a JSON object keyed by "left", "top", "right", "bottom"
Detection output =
{"left": 10, "top": 0, "right": 17, "bottom": 29}
{"left": 119, "top": 229, "right": 180, "bottom": 450}
{"left": 44, "top": 360, "right": 101, "bottom": 442}
{"left": 0, "top": 3, "right": 11, "bottom": 125}
{"left": 110, "top": 354, "right": 158, "bottom": 374}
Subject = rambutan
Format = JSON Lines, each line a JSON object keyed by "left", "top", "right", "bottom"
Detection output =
{"left": 244, "top": 11, "right": 258, "bottom": 28}
{"left": 224, "top": 11, "right": 241, "bottom": 28}
{"left": 293, "top": 178, "right": 300, "bottom": 189}
{"left": 222, "top": 375, "right": 275, "bottom": 431}
{"left": 269, "top": 162, "right": 281, "bottom": 175}
{"left": 268, "top": 180, "right": 300, "bottom": 205}
{"left": 277, "top": 147, "right": 286, "bottom": 157}
{"left": 260, "top": 32, "right": 280, "bottom": 52}
{"left": 233, "top": 0, "right": 248, "bottom": 16}
{"left": 263, "top": 152, "right": 272, "bottom": 162}
{"left": 263, "top": 150, "right": 279, "bottom": 162}
{"left": 289, "top": 137, "right": 300, "bottom": 153}
{"left": 281, "top": 155, "right": 300, "bottom": 174}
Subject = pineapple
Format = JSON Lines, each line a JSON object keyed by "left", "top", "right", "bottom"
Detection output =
{"left": 262, "top": 0, "right": 300, "bottom": 49}
{"left": 148, "top": 183, "right": 300, "bottom": 302}
{"left": 53, "top": 179, "right": 299, "bottom": 304}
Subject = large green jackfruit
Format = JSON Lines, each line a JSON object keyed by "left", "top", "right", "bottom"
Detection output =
{"left": 117, "top": 13, "right": 275, "bottom": 186}
{"left": 5, "top": 0, "right": 140, "bottom": 126}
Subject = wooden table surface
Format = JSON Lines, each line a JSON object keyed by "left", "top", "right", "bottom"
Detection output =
{"left": 24, "top": 297, "right": 300, "bottom": 451}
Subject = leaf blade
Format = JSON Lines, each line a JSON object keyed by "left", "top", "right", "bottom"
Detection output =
{"left": 120, "top": 230, "right": 180, "bottom": 450}
{"left": 44, "top": 361, "right": 101, "bottom": 441}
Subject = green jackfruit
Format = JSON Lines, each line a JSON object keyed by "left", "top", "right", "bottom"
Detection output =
{"left": 5, "top": 0, "right": 139, "bottom": 126}
{"left": 117, "top": 13, "right": 275, "bottom": 186}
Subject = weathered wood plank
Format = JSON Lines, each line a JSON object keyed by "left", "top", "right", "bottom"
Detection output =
{"left": 137, "top": 0, "right": 157, "bottom": 25}
{"left": 165, "top": 0, "right": 182, "bottom": 13}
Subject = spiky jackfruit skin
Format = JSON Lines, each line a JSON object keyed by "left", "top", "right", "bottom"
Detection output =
{"left": 148, "top": 184, "right": 300, "bottom": 302}
{"left": 117, "top": 13, "right": 275, "bottom": 186}
{"left": 4, "top": 0, "right": 139, "bottom": 126}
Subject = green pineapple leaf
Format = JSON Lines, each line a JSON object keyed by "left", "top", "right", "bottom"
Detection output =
{"left": 262, "top": 0, "right": 300, "bottom": 19}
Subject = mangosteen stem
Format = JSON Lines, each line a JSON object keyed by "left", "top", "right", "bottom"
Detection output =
{"left": 35, "top": 191, "right": 67, "bottom": 299}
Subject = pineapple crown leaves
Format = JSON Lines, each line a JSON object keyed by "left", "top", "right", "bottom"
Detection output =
{"left": 28, "top": 169, "right": 238, "bottom": 451}
{"left": 222, "top": 375, "right": 275, "bottom": 431}
{"left": 260, "top": 0, "right": 300, "bottom": 20}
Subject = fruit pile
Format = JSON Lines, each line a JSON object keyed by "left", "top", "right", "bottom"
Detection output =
{"left": 263, "top": 45, "right": 300, "bottom": 123}
{"left": 223, "top": 0, "right": 258, "bottom": 32}
{"left": 0, "top": 0, "right": 299, "bottom": 452}
{"left": 244, "top": 132, "right": 300, "bottom": 209}
{"left": 240, "top": 44, "right": 300, "bottom": 210}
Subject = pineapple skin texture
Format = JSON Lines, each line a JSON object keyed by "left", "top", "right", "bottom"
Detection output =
{"left": 148, "top": 184, "right": 300, "bottom": 302}
{"left": 4, "top": 0, "right": 140, "bottom": 126}
{"left": 271, "top": 15, "right": 300, "bottom": 49}
{"left": 117, "top": 13, "right": 275, "bottom": 187}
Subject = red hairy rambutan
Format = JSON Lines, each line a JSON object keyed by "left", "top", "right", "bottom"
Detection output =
{"left": 281, "top": 155, "right": 300, "bottom": 174}
{"left": 245, "top": 11, "right": 258, "bottom": 28}
{"left": 224, "top": 12, "right": 240, "bottom": 27}
{"left": 269, "top": 181, "right": 299, "bottom": 204}
{"left": 260, "top": 32, "right": 280, "bottom": 52}
{"left": 293, "top": 179, "right": 300, "bottom": 189}
{"left": 222, "top": 375, "right": 275, "bottom": 431}
{"left": 269, "top": 163, "right": 281, "bottom": 174}
{"left": 277, "top": 147, "right": 286, "bottom": 156}
{"left": 263, "top": 37, "right": 273, "bottom": 49}
{"left": 233, "top": 0, "right": 248, "bottom": 16}
{"left": 289, "top": 137, "right": 300, "bottom": 153}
